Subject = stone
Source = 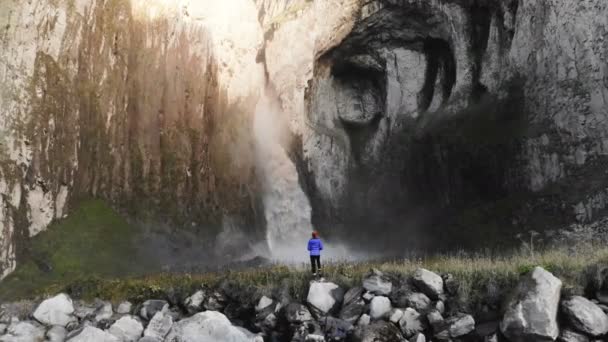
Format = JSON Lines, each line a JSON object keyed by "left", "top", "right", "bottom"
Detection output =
{"left": 0, "top": 325, "right": 5, "bottom": 335}
{"left": 500, "top": 267, "right": 562, "bottom": 341}
{"left": 143, "top": 311, "right": 173, "bottom": 341}
{"left": 255, "top": 296, "right": 273, "bottom": 312}
{"left": 362, "top": 292, "right": 374, "bottom": 302}
{"left": 412, "top": 269, "right": 444, "bottom": 300}
{"left": 363, "top": 269, "right": 393, "bottom": 296}
{"left": 322, "top": 316, "right": 353, "bottom": 341}
{"left": 0, "top": 321, "right": 45, "bottom": 342}
{"left": 285, "top": 303, "right": 313, "bottom": 324}
{"left": 369, "top": 296, "right": 392, "bottom": 320}
{"left": 307, "top": 281, "right": 345, "bottom": 315}
{"left": 165, "top": 311, "right": 262, "bottom": 342}
{"left": 184, "top": 290, "right": 205, "bottom": 315}
{"left": 561, "top": 296, "right": 608, "bottom": 336}
{"left": 340, "top": 298, "right": 366, "bottom": 325}
{"left": 485, "top": 334, "right": 498, "bottom": 342}
{"left": 116, "top": 302, "right": 132, "bottom": 315}
{"left": 352, "top": 321, "right": 404, "bottom": 342}
{"left": 558, "top": 329, "right": 591, "bottom": 342}
{"left": 448, "top": 313, "right": 475, "bottom": 337}
{"left": 398, "top": 308, "right": 425, "bottom": 338}
{"left": 292, "top": 322, "right": 325, "bottom": 342}
{"left": 139, "top": 300, "right": 168, "bottom": 321}
{"left": 389, "top": 309, "right": 404, "bottom": 324}
{"left": 409, "top": 333, "right": 426, "bottom": 342}
{"left": 47, "top": 326, "right": 67, "bottom": 342}
{"left": 405, "top": 292, "right": 431, "bottom": 312}
{"left": 427, "top": 310, "right": 444, "bottom": 330}
{"left": 204, "top": 291, "right": 227, "bottom": 312}
{"left": 343, "top": 287, "right": 365, "bottom": 306}
{"left": 73, "top": 301, "right": 96, "bottom": 320}
{"left": 33, "top": 294, "right": 76, "bottom": 327}
{"left": 442, "top": 273, "right": 459, "bottom": 296}
{"left": 435, "top": 301, "right": 445, "bottom": 314}
{"left": 94, "top": 301, "right": 113, "bottom": 322}
{"left": 108, "top": 315, "right": 143, "bottom": 342}
{"left": 357, "top": 314, "right": 371, "bottom": 327}
{"left": 66, "top": 326, "right": 118, "bottom": 342}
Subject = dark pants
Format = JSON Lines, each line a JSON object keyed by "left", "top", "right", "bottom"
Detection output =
{"left": 310, "top": 255, "right": 321, "bottom": 274}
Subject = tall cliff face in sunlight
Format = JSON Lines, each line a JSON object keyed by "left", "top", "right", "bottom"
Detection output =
{"left": 0, "top": 0, "right": 266, "bottom": 277}
{"left": 1, "top": 0, "right": 608, "bottom": 277}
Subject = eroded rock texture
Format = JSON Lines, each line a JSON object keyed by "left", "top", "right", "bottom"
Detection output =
{"left": 0, "top": 0, "right": 265, "bottom": 277}
{"left": 257, "top": 0, "right": 608, "bottom": 251}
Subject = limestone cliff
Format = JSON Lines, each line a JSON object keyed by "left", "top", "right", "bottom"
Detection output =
{"left": 0, "top": 0, "right": 265, "bottom": 277}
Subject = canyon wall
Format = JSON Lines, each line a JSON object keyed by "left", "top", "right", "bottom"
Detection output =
{"left": 0, "top": 0, "right": 266, "bottom": 277}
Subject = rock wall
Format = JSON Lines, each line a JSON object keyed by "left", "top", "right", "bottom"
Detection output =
{"left": 255, "top": 0, "right": 608, "bottom": 251}
{"left": 0, "top": 0, "right": 266, "bottom": 277}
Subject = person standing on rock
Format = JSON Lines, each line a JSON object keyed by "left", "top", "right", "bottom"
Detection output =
{"left": 308, "top": 231, "right": 323, "bottom": 276}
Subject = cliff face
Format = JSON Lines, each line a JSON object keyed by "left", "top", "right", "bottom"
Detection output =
{"left": 1, "top": 0, "right": 608, "bottom": 277}
{"left": 0, "top": 0, "right": 265, "bottom": 277}
{"left": 258, "top": 0, "right": 608, "bottom": 250}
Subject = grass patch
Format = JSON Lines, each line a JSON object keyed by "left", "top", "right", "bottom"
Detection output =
{"left": 0, "top": 199, "right": 152, "bottom": 301}
{"left": 5, "top": 245, "right": 608, "bottom": 314}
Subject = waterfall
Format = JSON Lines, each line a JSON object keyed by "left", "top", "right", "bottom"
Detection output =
{"left": 254, "top": 91, "right": 312, "bottom": 262}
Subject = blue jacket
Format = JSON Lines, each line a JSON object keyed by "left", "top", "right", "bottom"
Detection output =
{"left": 308, "top": 238, "right": 323, "bottom": 256}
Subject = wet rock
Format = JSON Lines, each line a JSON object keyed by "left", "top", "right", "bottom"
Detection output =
{"left": 116, "top": 302, "right": 132, "bottom": 315}
{"left": 184, "top": 290, "right": 206, "bottom": 315}
{"left": 165, "top": 311, "right": 262, "bottom": 342}
{"left": 412, "top": 269, "right": 444, "bottom": 300}
{"left": 307, "top": 281, "right": 345, "bottom": 316}
{"left": 340, "top": 298, "right": 366, "bottom": 325}
{"left": 398, "top": 308, "right": 425, "bottom": 338}
{"left": 561, "top": 296, "right": 608, "bottom": 336}
{"left": 285, "top": 303, "right": 313, "bottom": 324}
{"left": 66, "top": 326, "right": 118, "bottom": 342}
{"left": 108, "top": 315, "right": 143, "bottom": 342}
{"left": 143, "top": 311, "right": 173, "bottom": 341}
{"left": 405, "top": 292, "right": 431, "bottom": 312}
{"left": 0, "top": 321, "right": 45, "bottom": 342}
{"left": 46, "top": 325, "right": 67, "bottom": 342}
{"left": 500, "top": 267, "right": 561, "bottom": 341}
{"left": 558, "top": 329, "right": 590, "bottom": 342}
{"left": 363, "top": 269, "right": 393, "bottom": 296}
{"left": 139, "top": 300, "right": 168, "bottom": 321}
{"left": 33, "top": 293, "right": 76, "bottom": 327}
{"left": 352, "top": 321, "right": 404, "bottom": 342}
{"left": 369, "top": 296, "right": 392, "bottom": 320}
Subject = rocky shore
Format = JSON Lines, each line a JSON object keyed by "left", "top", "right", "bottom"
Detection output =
{"left": 1, "top": 265, "right": 608, "bottom": 341}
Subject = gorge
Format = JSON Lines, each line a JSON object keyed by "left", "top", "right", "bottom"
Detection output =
{"left": 1, "top": 0, "right": 608, "bottom": 280}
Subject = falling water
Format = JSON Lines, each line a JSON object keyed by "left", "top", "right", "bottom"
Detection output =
{"left": 254, "top": 91, "right": 313, "bottom": 262}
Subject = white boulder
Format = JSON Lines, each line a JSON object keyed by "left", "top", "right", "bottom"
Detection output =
{"left": 412, "top": 269, "right": 444, "bottom": 300}
{"left": 108, "top": 315, "right": 144, "bottom": 342}
{"left": 369, "top": 296, "right": 392, "bottom": 320}
{"left": 33, "top": 294, "right": 75, "bottom": 327}
{"left": 307, "top": 281, "right": 344, "bottom": 315}
{"left": 561, "top": 296, "right": 608, "bottom": 336}
{"left": 0, "top": 321, "right": 45, "bottom": 342}
{"left": 165, "top": 311, "right": 262, "bottom": 342}
{"left": 500, "top": 267, "right": 562, "bottom": 341}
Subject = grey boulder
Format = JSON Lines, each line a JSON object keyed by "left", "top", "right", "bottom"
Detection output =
{"left": 363, "top": 269, "right": 393, "bottom": 296}
{"left": 558, "top": 329, "right": 591, "bottom": 342}
{"left": 561, "top": 296, "right": 608, "bottom": 336}
{"left": 369, "top": 296, "right": 392, "bottom": 320}
{"left": 411, "top": 269, "right": 444, "bottom": 300}
{"left": 46, "top": 326, "right": 67, "bottom": 342}
{"left": 66, "top": 326, "right": 118, "bottom": 342}
{"left": 165, "top": 311, "right": 262, "bottom": 342}
{"left": 108, "top": 315, "right": 144, "bottom": 342}
{"left": 500, "top": 267, "right": 561, "bottom": 341}
{"left": 284, "top": 303, "right": 313, "bottom": 324}
{"left": 398, "top": 308, "right": 425, "bottom": 338}
{"left": 139, "top": 300, "right": 168, "bottom": 321}
{"left": 307, "top": 281, "right": 345, "bottom": 315}
{"left": 0, "top": 321, "right": 45, "bottom": 342}
{"left": 143, "top": 310, "right": 173, "bottom": 341}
